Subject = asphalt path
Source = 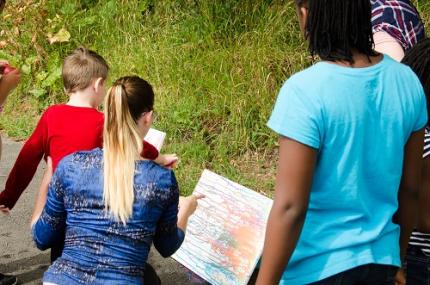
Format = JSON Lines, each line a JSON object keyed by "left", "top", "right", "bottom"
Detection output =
{"left": 0, "top": 137, "right": 194, "bottom": 284}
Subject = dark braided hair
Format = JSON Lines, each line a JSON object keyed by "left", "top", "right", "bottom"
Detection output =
{"left": 295, "top": 0, "right": 377, "bottom": 63}
{"left": 402, "top": 38, "right": 430, "bottom": 102}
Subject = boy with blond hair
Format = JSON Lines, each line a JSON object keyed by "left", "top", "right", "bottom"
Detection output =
{"left": 0, "top": 48, "right": 176, "bottom": 260}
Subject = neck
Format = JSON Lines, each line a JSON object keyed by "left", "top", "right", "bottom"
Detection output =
{"left": 67, "top": 89, "right": 98, "bottom": 108}
{"left": 138, "top": 127, "right": 150, "bottom": 140}
{"left": 333, "top": 50, "right": 383, "bottom": 68}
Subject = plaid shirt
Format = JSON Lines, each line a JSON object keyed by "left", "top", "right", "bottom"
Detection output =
{"left": 371, "top": 0, "right": 426, "bottom": 50}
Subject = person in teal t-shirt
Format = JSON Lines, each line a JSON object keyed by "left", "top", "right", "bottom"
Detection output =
{"left": 256, "top": 0, "right": 428, "bottom": 285}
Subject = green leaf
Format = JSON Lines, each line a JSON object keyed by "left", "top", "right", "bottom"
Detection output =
{"left": 102, "top": 0, "right": 116, "bottom": 13}
{"left": 60, "top": 2, "right": 77, "bottom": 15}
{"left": 41, "top": 66, "right": 62, "bottom": 88}
{"left": 79, "top": 15, "right": 97, "bottom": 27}
{"left": 25, "top": 56, "right": 37, "bottom": 66}
{"left": 29, "top": 88, "right": 47, "bottom": 98}
{"left": 21, "top": 64, "right": 31, "bottom": 75}
{"left": 48, "top": 28, "right": 71, "bottom": 44}
{"left": 138, "top": 0, "right": 152, "bottom": 11}
{"left": 35, "top": 71, "right": 48, "bottom": 82}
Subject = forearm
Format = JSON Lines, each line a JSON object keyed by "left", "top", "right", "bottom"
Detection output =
{"left": 0, "top": 83, "right": 11, "bottom": 106}
{"left": 397, "top": 129, "right": 425, "bottom": 259}
{"left": 417, "top": 158, "right": 430, "bottom": 233}
{"left": 30, "top": 169, "right": 51, "bottom": 226}
{"left": 1, "top": 153, "right": 43, "bottom": 209}
{"left": 256, "top": 204, "right": 306, "bottom": 285}
{"left": 398, "top": 187, "right": 418, "bottom": 260}
{"left": 153, "top": 154, "right": 163, "bottom": 165}
{"left": 1, "top": 134, "right": 46, "bottom": 209}
{"left": 177, "top": 212, "right": 190, "bottom": 232}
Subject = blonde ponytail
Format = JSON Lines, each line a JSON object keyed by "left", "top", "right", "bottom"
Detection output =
{"left": 103, "top": 84, "right": 143, "bottom": 224}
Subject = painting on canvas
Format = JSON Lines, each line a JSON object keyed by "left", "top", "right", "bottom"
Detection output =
{"left": 173, "top": 170, "right": 273, "bottom": 285}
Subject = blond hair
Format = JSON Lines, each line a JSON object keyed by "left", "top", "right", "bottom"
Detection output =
{"left": 103, "top": 76, "right": 154, "bottom": 223}
{"left": 62, "top": 47, "right": 109, "bottom": 93}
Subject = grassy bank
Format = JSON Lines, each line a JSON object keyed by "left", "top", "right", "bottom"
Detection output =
{"left": 1, "top": 0, "right": 429, "bottom": 195}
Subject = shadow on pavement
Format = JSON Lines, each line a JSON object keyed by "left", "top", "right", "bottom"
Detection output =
{"left": 0, "top": 252, "right": 50, "bottom": 284}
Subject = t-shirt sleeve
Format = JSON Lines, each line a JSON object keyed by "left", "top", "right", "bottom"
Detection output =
{"left": 267, "top": 80, "right": 322, "bottom": 149}
{"left": 0, "top": 110, "right": 49, "bottom": 209}
{"left": 412, "top": 84, "right": 428, "bottom": 132}
{"left": 142, "top": 140, "right": 159, "bottom": 160}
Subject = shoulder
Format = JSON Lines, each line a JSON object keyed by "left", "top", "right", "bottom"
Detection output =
{"left": 284, "top": 64, "right": 322, "bottom": 86}
{"left": 44, "top": 104, "right": 67, "bottom": 114}
{"left": 38, "top": 104, "right": 65, "bottom": 120}
{"left": 392, "top": 59, "right": 425, "bottom": 92}
{"left": 138, "top": 162, "right": 177, "bottom": 189}
{"left": 277, "top": 64, "right": 329, "bottom": 105}
{"left": 87, "top": 109, "right": 104, "bottom": 125}
{"left": 134, "top": 162, "right": 179, "bottom": 205}
{"left": 60, "top": 148, "right": 103, "bottom": 170}
{"left": 277, "top": 65, "right": 320, "bottom": 98}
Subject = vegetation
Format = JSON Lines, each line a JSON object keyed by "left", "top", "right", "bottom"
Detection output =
{"left": 1, "top": 0, "right": 429, "bottom": 195}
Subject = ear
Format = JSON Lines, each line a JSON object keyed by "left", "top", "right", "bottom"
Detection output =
{"left": 300, "top": 6, "right": 308, "bottom": 17}
{"left": 297, "top": 6, "right": 309, "bottom": 37}
{"left": 93, "top": 77, "right": 104, "bottom": 92}
{"left": 141, "top": 110, "right": 153, "bottom": 126}
{"left": 136, "top": 110, "right": 153, "bottom": 136}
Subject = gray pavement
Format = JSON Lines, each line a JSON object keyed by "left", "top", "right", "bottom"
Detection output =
{"left": 0, "top": 137, "right": 193, "bottom": 285}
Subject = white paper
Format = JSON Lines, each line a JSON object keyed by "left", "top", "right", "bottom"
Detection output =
{"left": 144, "top": 128, "right": 166, "bottom": 151}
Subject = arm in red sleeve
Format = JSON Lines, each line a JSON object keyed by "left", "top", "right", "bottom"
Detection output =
{"left": 142, "top": 140, "right": 159, "bottom": 160}
{"left": 0, "top": 111, "right": 49, "bottom": 209}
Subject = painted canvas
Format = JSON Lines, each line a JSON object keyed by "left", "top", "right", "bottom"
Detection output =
{"left": 144, "top": 128, "right": 166, "bottom": 151}
{"left": 173, "top": 170, "right": 273, "bottom": 285}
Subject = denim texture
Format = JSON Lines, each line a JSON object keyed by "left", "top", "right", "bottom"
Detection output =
{"left": 32, "top": 148, "right": 184, "bottom": 285}
{"left": 309, "top": 264, "right": 398, "bottom": 285}
{"left": 406, "top": 244, "right": 430, "bottom": 285}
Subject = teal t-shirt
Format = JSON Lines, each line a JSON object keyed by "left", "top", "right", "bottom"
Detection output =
{"left": 267, "top": 55, "right": 428, "bottom": 285}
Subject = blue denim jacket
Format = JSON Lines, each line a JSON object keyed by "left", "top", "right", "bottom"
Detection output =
{"left": 32, "top": 148, "right": 184, "bottom": 284}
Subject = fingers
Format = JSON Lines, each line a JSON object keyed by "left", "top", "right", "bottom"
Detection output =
{"left": 2, "top": 68, "right": 21, "bottom": 88}
{"left": 179, "top": 193, "right": 205, "bottom": 200}
{"left": 192, "top": 193, "right": 205, "bottom": 200}
{"left": 46, "top": 156, "right": 53, "bottom": 170}
{"left": 0, "top": 205, "right": 10, "bottom": 214}
{"left": 167, "top": 154, "right": 178, "bottom": 163}
{"left": 164, "top": 154, "right": 179, "bottom": 168}
{"left": 5, "top": 68, "right": 20, "bottom": 76}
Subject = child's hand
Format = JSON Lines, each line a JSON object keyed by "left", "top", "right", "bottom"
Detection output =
{"left": 394, "top": 268, "right": 406, "bottom": 285}
{"left": 0, "top": 61, "right": 21, "bottom": 104}
{"left": 0, "top": 66, "right": 20, "bottom": 92}
{"left": 0, "top": 205, "right": 10, "bottom": 215}
{"left": 159, "top": 154, "right": 179, "bottom": 168}
{"left": 0, "top": 60, "right": 9, "bottom": 67}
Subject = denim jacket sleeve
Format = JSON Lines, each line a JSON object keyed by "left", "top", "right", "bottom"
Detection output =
{"left": 32, "top": 158, "right": 67, "bottom": 250}
{"left": 153, "top": 170, "right": 185, "bottom": 257}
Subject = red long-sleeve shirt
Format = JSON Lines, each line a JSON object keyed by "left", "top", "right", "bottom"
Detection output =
{"left": 0, "top": 104, "right": 158, "bottom": 209}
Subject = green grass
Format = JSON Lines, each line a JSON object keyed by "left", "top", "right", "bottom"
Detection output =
{"left": 0, "top": 0, "right": 429, "bottom": 195}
